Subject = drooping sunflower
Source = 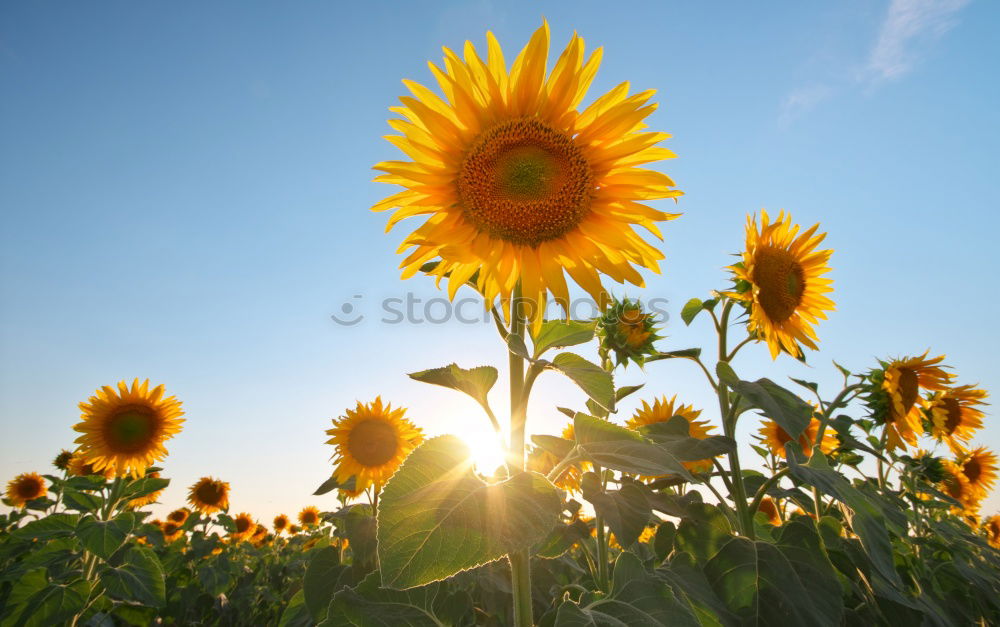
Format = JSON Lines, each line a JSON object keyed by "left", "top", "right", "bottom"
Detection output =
{"left": 73, "top": 379, "right": 185, "bottom": 478}
{"left": 758, "top": 416, "right": 837, "bottom": 460}
{"left": 53, "top": 450, "right": 74, "bottom": 471}
{"left": 326, "top": 397, "right": 424, "bottom": 493}
{"left": 232, "top": 512, "right": 255, "bottom": 541}
{"left": 5, "top": 472, "right": 47, "bottom": 507}
{"left": 273, "top": 514, "right": 290, "bottom": 534}
{"left": 728, "top": 210, "right": 834, "bottom": 359}
{"left": 757, "top": 496, "right": 782, "bottom": 526}
{"left": 940, "top": 459, "right": 977, "bottom": 512}
{"left": 128, "top": 471, "right": 164, "bottom": 508}
{"left": 986, "top": 515, "right": 1000, "bottom": 549}
{"left": 958, "top": 447, "right": 998, "bottom": 502}
{"left": 298, "top": 506, "right": 320, "bottom": 528}
{"left": 167, "top": 508, "right": 189, "bottom": 525}
{"left": 187, "top": 477, "right": 230, "bottom": 514}
{"left": 876, "top": 353, "right": 952, "bottom": 452}
{"left": 373, "top": 22, "right": 681, "bottom": 329}
{"left": 927, "top": 384, "right": 988, "bottom": 454}
{"left": 627, "top": 396, "right": 716, "bottom": 474}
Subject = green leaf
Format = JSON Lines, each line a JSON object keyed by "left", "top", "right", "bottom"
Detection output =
{"left": 506, "top": 333, "right": 531, "bottom": 360}
{"left": 119, "top": 477, "right": 170, "bottom": 501}
{"left": 675, "top": 503, "right": 733, "bottom": 564}
{"left": 11, "top": 513, "right": 80, "bottom": 541}
{"left": 320, "top": 571, "right": 474, "bottom": 627}
{"left": 681, "top": 298, "right": 704, "bottom": 325}
{"left": 408, "top": 363, "right": 498, "bottom": 408}
{"left": 197, "top": 557, "right": 232, "bottom": 596}
{"left": 549, "top": 353, "right": 615, "bottom": 412}
{"left": 377, "top": 435, "right": 561, "bottom": 589}
{"left": 531, "top": 434, "right": 574, "bottom": 460}
{"left": 573, "top": 413, "right": 692, "bottom": 480}
{"left": 639, "top": 418, "right": 736, "bottom": 463}
{"left": 313, "top": 473, "right": 356, "bottom": 496}
{"left": 76, "top": 513, "right": 136, "bottom": 560}
{"left": 717, "top": 364, "right": 812, "bottom": 439}
{"left": 704, "top": 537, "right": 840, "bottom": 626}
{"left": 652, "top": 522, "right": 676, "bottom": 562}
{"left": 580, "top": 474, "right": 651, "bottom": 548}
{"left": 776, "top": 517, "right": 844, "bottom": 625}
{"left": 4, "top": 570, "right": 90, "bottom": 627}
{"left": 532, "top": 319, "right": 596, "bottom": 357}
{"left": 278, "top": 590, "right": 313, "bottom": 627}
{"left": 657, "top": 552, "right": 736, "bottom": 626}
{"left": 304, "top": 547, "right": 346, "bottom": 621}
{"left": 615, "top": 384, "right": 645, "bottom": 402}
{"left": 100, "top": 546, "right": 166, "bottom": 607}
{"left": 61, "top": 488, "right": 102, "bottom": 513}
{"left": 215, "top": 513, "right": 237, "bottom": 532}
{"left": 647, "top": 348, "right": 703, "bottom": 362}
{"left": 533, "top": 519, "right": 590, "bottom": 559}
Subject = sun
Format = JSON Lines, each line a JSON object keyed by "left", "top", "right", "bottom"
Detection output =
{"left": 460, "top": 430, "right": 507, "bottom": 476}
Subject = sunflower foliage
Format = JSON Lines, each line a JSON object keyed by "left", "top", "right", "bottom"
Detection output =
{"left": 3, "top": 22, "right": 1000, "bottom": 627}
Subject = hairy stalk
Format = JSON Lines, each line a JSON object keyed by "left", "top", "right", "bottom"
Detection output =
{"left": 717, "top": 301, "right": 754, "bottom": 538}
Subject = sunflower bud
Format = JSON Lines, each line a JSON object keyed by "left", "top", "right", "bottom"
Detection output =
{"left": 597, "top": 298, "right": 661, "bottom": 367}
{"left": 52, "top": 450, "right": 74, "bottom": 471}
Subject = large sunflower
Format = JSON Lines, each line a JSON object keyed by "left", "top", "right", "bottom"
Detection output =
{"left": 187, "top": 477, "right": 230, "bottom": 514}
{"left": 958, "top": 447, "right": 998, "bottom": 503}
{"left": 758, "top": 416, "right": 837, "bottom": 460}
{"left": 927, "top": 384, "right": 987, "bottom": 454}
{"left": 73, "top": 379, "right": 184, "bottom": 478}
{"left": 627, "top": 396, "right": 717, "bottom": 474}
{"left": 879, "top": 353, "right": 952, "bottom": 451}
{"left": 728, "top": 210, "right": 834, "bottom": 359}
{"left": 326, "top": 397, "right": 424, "bottom": 492}
{"left": 373, "top": 22, "right": 681, "bottom": 328}
{"left": 5, "top": 472, "right": 47, "bottom": 507}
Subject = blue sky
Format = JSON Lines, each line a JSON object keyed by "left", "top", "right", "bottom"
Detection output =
{"left": 2, "top": 0, "right": 998, "bottom": 520}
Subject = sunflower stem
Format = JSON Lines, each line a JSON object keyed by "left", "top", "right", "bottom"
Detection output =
{"left": 717, "top": 301, "right": 754, "bottom": 539}
{"left": 507, "top": 283, "right": 534, "bottom": 627}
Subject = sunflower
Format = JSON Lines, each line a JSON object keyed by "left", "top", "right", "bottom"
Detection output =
{"left": 728, "top": 210, "right": 834, "bottom": 359}
{"left": 758, "top": 416, "right": 837, "bottom": 460}
{"left": 757, "top": 496, "right": 782, "bottom": 526}
{"left": 597, "top": 298, "right": 661, "bottom": 366}
{"left": 187, "top": 477, "right": 230, "bottom": 514}
{"left": 128, "top": 471, "right": 164, "bottom": 508}
{"left": 5, "top": 472, "right": 46, "bottom": 507}
{"left": 986, "top": 515, "right": 1000, "bottom": 549}
{"left": 288, "top": 524, "right": 301, "bottom": 535}
{"left": 167, "top": 508, "right": 190, "bottom": 525}
{"left": 73, "top": 379, "right": 184, "bottom": 478}
{"left": 298, "top": 506, "right": 320, "bottom": 528}
{"left": 161, "top": 520, "right": 184, "bottom": 543}
{"left": 273, "top": 514, "right": 290, "bottom": 534}
{"left": 231, "top": 512, "right": 255, "bottom": 541}
{"left": 928, "top": 384, "right": 988, "bottom": 454}
{"left": 67, "top": 452, "right": 116, "bottom": 480}
{"left": 940, "top": 459, "right": 977, "bottom": 512}
{"left": 250, "top": 524, "right": 269, "bottom": 547}
{"left": 326, "top": 397, "right": 424, "bottom": 493}
{"left": 527, "top": 424, "right": 587, "bottom": 491}
{"left": 627, "top": 396, "right": 717, "bottom": 474}
{"left": 877, "top": 353, "right": 952, "bottom": 451}
{"left": 53, "top": 450, "right": 74, "bottom": 471}
{"left": 372, "top": 22, "right": 681, "bottom": 329}
{"left": 958, "top": 447, "right": 998, "bottom": 502}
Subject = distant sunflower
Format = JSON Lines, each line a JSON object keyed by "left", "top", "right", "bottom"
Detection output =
{"left": 326, "top": 397, "right": 423, "bottom": 493}
{"left": 68, "top": 452, "right": 115, "bottom": 480}
{"left": 958, "top": 447, "right": 998, "bottom": 502}
{"left": 928, "top": 384, "right": 988, "bottom": 454}
{"left": 250, "top": 525, "right": 269, "bottom": 548}
{"left": 288, "top": 524, "right": 301, "bottom": 535}
{"left": 232, "top": 513, "right": 255, "bottom": 540}
{"left": 161, "top": 520, "right": 184, "bottom": 543}
{"left": 728, "top": 210, "right": 834, "bottom": 359}
{"left": 273, "top": 514, "right": 290, "bottom": 534}
{"left": 52, "top": 450, "right": 74, "bottom": 471}
{"left": 986, "top": 515, "right": 1000, "bottom": 549}
{"left": 373, "top": 22, "right": 681, "bottom": 329}
{"left": 879, "top": 353, "right": 952, "bottom": 452}
{"left": 167, "top": 508, "right": 189, "bottom": 525}
{"left": 128, "top": 471, "right": 164, "bottom": 508}
{"left": 941, "top": 459, "right": 977, "bottom": 512}
{"left": 627, "top": 396, "right": 716, "bottom": 474}
{"left": 5, "top": 472, "right": 46, "bottom": 508}
{"left": 298, "top": 506, "right": 320, "bottom": 528}
{"left": 73, "top": 379, "right": 184, "bottom": 478}
{"left": 758, "top": 416, "right": 837, "bottom": 460}
{"left": 187, "top": 477, "right": 230, "bottom": 514}
{"left": 757, "top": 496, "right": 782, "bottom": 526}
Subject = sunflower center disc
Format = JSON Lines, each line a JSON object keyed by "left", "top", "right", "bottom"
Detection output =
{"left": 897, "top": 368, "right": 920, "bottom": 415}
{"left": 196, "top": 482, "right": 223, "bottom": 505}
{"left": 964, "top": 458, "right": 981, "bottom": 482}
{"left": 105, "top": 407, "right": 157, "bottom": 453}
{"left": 753, "top": 246, "right": 806, "bottom": 323}
{"left": 348, "top": 419, "right": 399, "bottom": 466}
{"left": 943, "top": 397, "right": 962, "bottom": 434}
{"left": 458, "top": 117, "right": 593, "bottom": 246}
{"left": 17, "top": 478, "right": 40, "bottom": 499}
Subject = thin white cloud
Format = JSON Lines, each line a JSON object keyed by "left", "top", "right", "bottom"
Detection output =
{"left": 866, "top": 0, "right": 970, "bottom": 82}
{"left": 778, "top": 84, "right": 833, "bottom": 127}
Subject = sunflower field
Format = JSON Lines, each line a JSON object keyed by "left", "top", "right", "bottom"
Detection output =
{"left": 3, "top": 22, "right": 1000, "bottom": 627}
